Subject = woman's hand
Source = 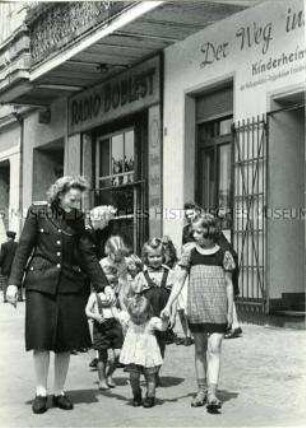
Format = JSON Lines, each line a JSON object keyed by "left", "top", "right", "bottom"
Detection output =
{"left": 6, "top": 285, "right": 18, "bottom": 308}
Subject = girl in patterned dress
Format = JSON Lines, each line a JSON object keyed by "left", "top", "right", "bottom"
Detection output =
{"left": 119, "top": 295, "right": 168, "bottom": 408}
{"left": 161, "top": 214, "right": 235, "bottom": 412}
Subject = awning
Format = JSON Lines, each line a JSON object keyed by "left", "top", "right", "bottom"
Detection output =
{"left": 0, "top": 0, "right": 266, "bottom": 106}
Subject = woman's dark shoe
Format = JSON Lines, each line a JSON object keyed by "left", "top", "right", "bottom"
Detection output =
{"left": 32, "top": 395, "right": 48, "bottom": 414}
{"left": 175, "top": 337, "right": 184, "bottom": 345}
{"left": 132, "top": 390, "right": 142, "bottom": 407}
{"left": 224, "top": 327, "right": 242, "bottom": 339}
{"left": 52, "top": 394, "right": 74, "bottom": 410}
{"left": 143, "top": 396, "right": 155, "bottom": 408}
{"left": 89, "top": 358, "right": 98, "bottom": 368}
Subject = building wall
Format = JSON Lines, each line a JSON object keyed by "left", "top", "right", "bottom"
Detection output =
{"left": 163, "top": 0, "right": 305, "bottom": 252}
{"left": 0, "top": 123, "right": 21, "bottom": 239}
{"left": 23, "top": 98, "right": 67, "bottom": 208}
{"left": 0, "top": 3, "right": 26, "bottom": 44}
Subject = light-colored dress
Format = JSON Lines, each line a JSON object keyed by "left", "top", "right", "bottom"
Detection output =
{"left": 120, "top": 316, "right": 167, "bottom": 370}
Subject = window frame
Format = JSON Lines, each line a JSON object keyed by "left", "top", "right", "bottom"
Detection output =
{"left": 196, "top": 115, "right": 234, "bottom": 227}
{"left": 95, "top": 127, "right": 135, "bottom": 189}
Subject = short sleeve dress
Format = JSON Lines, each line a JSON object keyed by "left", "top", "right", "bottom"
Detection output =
{"left": 179, "top": 244, "right": 235, "bottom": 334}
{"left": 119, "top": 316, "right": 166, "bottom": 373}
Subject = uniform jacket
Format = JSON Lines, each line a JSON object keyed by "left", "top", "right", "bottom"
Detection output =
{"left": 9, "top": 202, "right": 108, "bottom": 295}
{"left": 0, "top": 240, "right": 18, "bottom": 277}
{"left": 86, "top": 225, "right": 112, "bottom": 259}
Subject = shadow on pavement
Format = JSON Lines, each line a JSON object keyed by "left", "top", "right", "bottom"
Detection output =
{"left": 25, "top": 389, "right": 100, "bottom": 406}
{"left": 138, "top": 376, "right": 185, "bottom": 388}
{"left": 157, "top": 376, "right": 185, "bottom": 388}
{"left": 218, "top": 389, "right": 239, "bottom": 403}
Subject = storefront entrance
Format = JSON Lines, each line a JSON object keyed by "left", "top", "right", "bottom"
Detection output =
{"left": 93, "top": 117, "right": 148, "bottom": 253}
{"left": 267, "top": 95, "right": 305, "bottom": 312}
{"left": 195, "top": 84, "right": 234, "bottom": 235}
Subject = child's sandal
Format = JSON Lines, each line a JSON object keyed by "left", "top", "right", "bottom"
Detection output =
{"left": 191, "top": 390, "right": 207, "bottom": 407}
{"left": 206, "top": 393, "right": 221, "bottom": 412}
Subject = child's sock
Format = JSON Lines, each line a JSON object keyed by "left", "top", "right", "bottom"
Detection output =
{"left": 36, "top": 386, "right": 47, "bottom": 397}
{"left": 197, "top": 378, "right": 207, "bottom": 392}
{"left": 208, "top": 382, "right": 218, "bottom": 397}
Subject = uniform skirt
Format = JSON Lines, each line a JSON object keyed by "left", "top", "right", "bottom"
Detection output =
{"left": 25, "top": 290, "right": 91, "bottom": 353}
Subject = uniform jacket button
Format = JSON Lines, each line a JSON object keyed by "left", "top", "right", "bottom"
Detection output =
{"left": 56, "top": 263, "right": 61, "bottom": 268}
{"left": 57, "top": 252, "right": 61, "bottom": 257}
{"left": 58, "top": 229, "right": 62, "bottom": 233}
{"left": 56, "top": 240, "right": 61, "bottom": 245}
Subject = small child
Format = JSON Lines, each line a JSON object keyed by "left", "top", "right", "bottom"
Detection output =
{"left": 99, "top": 236, "right": 129, "bottom": 308}
{"left": 132, "top": 238, "right": 177, "bottom": 362}
{"left": 161, "top": 214, "right": 235, "bottom": 412}
{"left": 119, "top": 295, "right": 168, "bottom": 408}
{"left": 85, "top": 285, "right": 123, "bottom": 390}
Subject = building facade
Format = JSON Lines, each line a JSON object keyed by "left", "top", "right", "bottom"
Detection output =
{"left": 0, "top": 0, "right": 304, "bottom": 315}
{"left": 163, "top": 0, "right": 305, "bottom": 313}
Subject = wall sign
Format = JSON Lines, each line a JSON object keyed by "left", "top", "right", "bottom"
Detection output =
{"left": 199, "top": 2, "right": 305, "bottom": 90}
{"left": 68, "top": 56, "right": 160, "bottom": 135}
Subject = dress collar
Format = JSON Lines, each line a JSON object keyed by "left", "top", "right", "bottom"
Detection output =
{"left": 195, "top": 244, "right": 220, "bottom": 255}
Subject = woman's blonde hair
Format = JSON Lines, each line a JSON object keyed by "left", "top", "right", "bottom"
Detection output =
{"left": 47, "top": 176, "right": 89, "bottom": 205}
{"left": 104, "top": 235, "right": 130, "bottom": 257}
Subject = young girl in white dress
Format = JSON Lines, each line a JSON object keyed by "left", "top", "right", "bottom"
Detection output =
{"left": 119, "top": 295, "right": 168, "bottom": 408}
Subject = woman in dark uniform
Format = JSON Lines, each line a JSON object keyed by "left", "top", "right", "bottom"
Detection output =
{"left": 6, "top": 176, "right": 112, "bottom": 414}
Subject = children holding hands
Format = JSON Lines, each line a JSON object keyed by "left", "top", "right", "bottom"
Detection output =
{"left": 85, "top": 213, "right": 235, "bottom": 412}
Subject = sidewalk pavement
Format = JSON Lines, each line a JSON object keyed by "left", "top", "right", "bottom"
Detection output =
{"left": 0, "top": 300, "right": 305, "bottom": 427}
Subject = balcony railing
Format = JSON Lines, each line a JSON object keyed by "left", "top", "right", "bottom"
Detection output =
{"left": 26, "top": 1, "right": 133, "bottom": 67}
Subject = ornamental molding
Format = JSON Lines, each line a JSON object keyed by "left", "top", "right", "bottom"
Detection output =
{"left": 26, "top": 1, "right": 132, "bottom": 67}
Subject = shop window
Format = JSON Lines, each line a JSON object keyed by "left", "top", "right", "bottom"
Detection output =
{"left": 197, "top": 116, "right": 233, "bottom": 229}
{"left": 95, "top": 128, "right": 145, "bottom": 252}
{"left": 98, "top": 129, "right": 135, "bottom": 188}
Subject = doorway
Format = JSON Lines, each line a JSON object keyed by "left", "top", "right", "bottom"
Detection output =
{"left": 268, "top": 93, "right": 305, "bottom": 308}
{"left": 195, "top": 84, "right": 234, "bottom": 238}
{"left": 32, "top": 139, "right": 64, "bottom": 202}
{"left": 196, "top": 116, "right": 233, "bottom": 232}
